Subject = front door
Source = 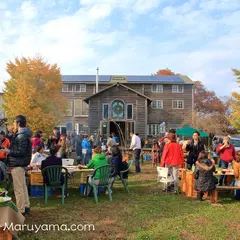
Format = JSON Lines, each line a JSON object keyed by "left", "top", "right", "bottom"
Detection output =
{"left": 100, "top": 121, "right": 135, "bottom": 148}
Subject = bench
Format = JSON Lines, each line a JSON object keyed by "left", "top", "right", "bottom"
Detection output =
{"left": 210, "top": 186, "right": 240, "bottom": 203}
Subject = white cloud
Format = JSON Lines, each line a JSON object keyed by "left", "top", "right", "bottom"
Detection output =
{"left": 199, "top": 0, "right": 240, "bottom": 11}
{"left": 20, "top": 1, "right": 38, "bottom": 20}
{"left": 88, "top": 4, "right": 112, "bottom": 19}
{"left": 0, "top": 2, "right": 7, "bottom": 10}
{"left": 133, "top": 0, "right": 162, "bottom": 14}
{"left": 0, "top": 0, "right": 239, "bottom": 97}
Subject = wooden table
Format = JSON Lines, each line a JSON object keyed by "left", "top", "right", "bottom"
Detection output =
{"left": 180, "top": 169, "right": 235, "bottom": 199}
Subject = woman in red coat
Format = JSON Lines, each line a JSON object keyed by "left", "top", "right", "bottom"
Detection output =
{"left": 161, "top": 133, "right": 184, "bottom": 193}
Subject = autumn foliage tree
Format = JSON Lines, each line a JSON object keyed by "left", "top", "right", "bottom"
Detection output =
{"left": 230, "top": 69, "right": 240, "bottom": 130}
{"left": 194, "top": 81, "right": 228, "bottom": 114}
{"left": 3, "top": 56, "right": 67, "bottom": 136}
{"left": 155, "top": 68, "right": 176, "bottom": 76}
{"left": 183, "top": 81, "right": 233, "bottom": 135}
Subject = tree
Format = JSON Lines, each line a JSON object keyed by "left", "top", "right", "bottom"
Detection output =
{"left": 229, "top": 69, "right": 240, "bottom": 131}
{"left": 3, "top": 56, "right": 67, "bottom": 136}
{"left": 182, "top": 110, "right": 235, "bottom": 135}
{"left": 183, "top": 81, "right": 234, "bottom": 134}
{"left": 155, "top": 68, "right": 176, "bottom": 76}
{"left": 194, "top": 81, "right": 228, "bottom": 114}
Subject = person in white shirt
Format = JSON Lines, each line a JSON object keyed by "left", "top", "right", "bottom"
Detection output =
{"left": 30, "top": 145, "right": 46, "bottom": 166}
{"left": 130, "top": 132, "right": 142, "bottom": 173}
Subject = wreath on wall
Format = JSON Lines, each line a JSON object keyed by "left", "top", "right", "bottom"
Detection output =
{"left": 112, "top": 100, "right": 124, "bottom": 118}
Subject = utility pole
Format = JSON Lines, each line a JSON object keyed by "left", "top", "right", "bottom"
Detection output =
{"left": 96, "top": 67, "right": 99, "bottom": 93}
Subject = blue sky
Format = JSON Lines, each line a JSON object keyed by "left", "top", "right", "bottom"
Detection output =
{"left": 0, "top": 0, "right": 240, "bottom": 96}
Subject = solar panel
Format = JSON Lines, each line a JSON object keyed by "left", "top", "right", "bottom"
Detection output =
{"left": 61, "top": 75, "right": 185, "bottom": 83}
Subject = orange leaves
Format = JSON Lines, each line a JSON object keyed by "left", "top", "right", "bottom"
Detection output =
{"left": 3, "top": 56, "right": 67, "bottom": 136}
{"left": 155, "top": 68, "right": 176, "bottom": 76}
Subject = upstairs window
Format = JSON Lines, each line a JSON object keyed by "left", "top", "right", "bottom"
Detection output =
{"left": 151, "top": 84, "right": 163, "bottom": 93}
{"left": 75, "top": 84, "right": 86, "bottom": 92}
{"left": 172, "top": 85, "right": 184, "bottom": 93}
{"left": 172, "top": 100, "right": 184, "bottom": 109}
{"left": 151, "top": 100, "right": 163, "bottom": 109}
{"left": 62, "top": 84, "right": 68, "bottom": 92}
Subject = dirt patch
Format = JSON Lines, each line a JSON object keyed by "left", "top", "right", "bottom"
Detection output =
{"left": 180, "top": 231, "right": 201, "bottom": 240}
{"left": 195, "top": 216, "right": 211, "bottom": 225}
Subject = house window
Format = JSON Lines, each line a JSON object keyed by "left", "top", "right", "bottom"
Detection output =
{"left": 62, "top": 84, "right": 68, "bottom": 92}
{"left": 151, "top": 100, "right": 163, "bottom": 109}
{"left": 65, "top": 100, "right": 73, "bottom": 116}
{"left": 112, "top": 100, "right": 125, "bottom": 119}
{"left": 172, "top": 100, "right": 184, "bottom": 109}
{"left": 74, "top": 100, "right": 89, "bottom": 116}
{"left": 172, "top": 85, "right": 184, "bottom": 93}
{"left": 127, "top": 104, "right": 133, "bottom": 120}
{"left": 151, "top": 84, "right": 163, "bottom": 93}
{"left": 147, "top": 124, "right": 163, "bottom": 135}
{"left": 75, "top": 84, "right": 86, "bottom": 92}
{"left": 79, "top": 124, "right": 88, "bottom": 135}
{"left": 147, "top": 124, "right": 165, "bottom": 135}
{"left": 102, "top": 104, "right": 109, "bottom": 119}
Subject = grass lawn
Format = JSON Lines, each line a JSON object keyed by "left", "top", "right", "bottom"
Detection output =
{"left": 5, "top": 163, "right": 240, "bottom": 240}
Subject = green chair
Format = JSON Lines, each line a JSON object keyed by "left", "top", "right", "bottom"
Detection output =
{"left": 86, "top": 164, "right": 115, "bottom": 204}
{"left": 42, "top": 165, "right": 68, "bottom": 204}
{"left": 120, "top": 160, "right": 133, "bottom": 193}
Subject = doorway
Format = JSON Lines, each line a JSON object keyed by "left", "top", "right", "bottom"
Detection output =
{"left": 110, "top": 121, "right": 126, "bottom": 146}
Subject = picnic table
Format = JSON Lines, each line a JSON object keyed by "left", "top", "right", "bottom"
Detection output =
{"left": 28, "top": 166, "right": 94, "bottom": 193}
{"left": 180, "top": 169, "right": 235, "bottom": 199}
{"left": 0, "top": 201, "right": 25, "bottom": 238}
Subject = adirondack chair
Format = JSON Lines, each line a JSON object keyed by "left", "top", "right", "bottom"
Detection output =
{"left": 120, "top": 160, "right": 133, "bottom": 193}
{"left": 42, "top": 165, "right": 68, "bottom": 204}
{"left": 86, "top": 164, "right": 115, "bottom": 203}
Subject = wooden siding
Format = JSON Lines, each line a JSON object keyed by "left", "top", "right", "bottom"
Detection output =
{"left": 88, "top": 85, "right": 146, "bottom": 137}
{"left": 61, "top": 82, "right": 193, "bottom": 132}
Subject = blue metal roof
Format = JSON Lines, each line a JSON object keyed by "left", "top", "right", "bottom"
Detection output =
{"left": 61, "top": 75, "right": 185, "bottom": 83}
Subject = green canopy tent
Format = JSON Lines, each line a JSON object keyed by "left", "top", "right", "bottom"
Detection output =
{"left": 176, "top": 126, "right": 209, "bottom": 138}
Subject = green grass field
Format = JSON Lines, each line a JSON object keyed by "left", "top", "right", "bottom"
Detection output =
{"left": 4, "top": 163, "right": 240, "bottom": 240}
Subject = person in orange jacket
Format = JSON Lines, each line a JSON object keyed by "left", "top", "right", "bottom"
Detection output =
{"left": 161, "top": 132, "right": 184, "bottom": 193}
{"left": 0, "top": 131, "right": 11, "bottom": 164}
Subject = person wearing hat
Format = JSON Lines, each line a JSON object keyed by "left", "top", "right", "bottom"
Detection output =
{"left": 160, "top": 133, "right": 184, "bottom": 193}
{"left": 0, "top": 131, "right": 11, "bottom": 165}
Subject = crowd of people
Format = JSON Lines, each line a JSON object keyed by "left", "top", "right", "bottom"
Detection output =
{"left": 1, "top": 115, "right": 240, "bottom": 217}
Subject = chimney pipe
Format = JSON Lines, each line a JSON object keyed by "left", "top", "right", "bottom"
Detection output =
{"left": 96, "top": 67, "right": 99, "bottom": 93}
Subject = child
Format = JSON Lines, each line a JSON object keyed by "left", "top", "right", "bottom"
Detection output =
{"left": 194, "top": 151, "right": 216, "bottom": 201}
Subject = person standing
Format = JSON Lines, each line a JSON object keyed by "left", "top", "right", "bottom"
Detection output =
{"left": 3, "top": 115, "right": 32, "bottom": 216}
{"left": 216, "top": 136, "right": 236, "bottom": 186}
{"left": 186, "top": 131, "right": 205, "bottom": 170}
{"left": 48, "top": 127, "right": 60, "bottom": 148}
{"left": 75, "top": 134, "right": 83, "bottom": 164}
{"left": 161, "top": 133, "right": 184, "bottom": 193}
{"left": 6, "top": 126, "right": 14, "bottom": 144}
{"left": 82, "top": 135, "right": 91, "bottom": 165}
{"left": 112, "top": 132, "right": 120, "bottom": 145}
{"left": 107, "top": 135, "right": 117, "bottom": 153}
{"left": 31, "top": 133, "right": 42, "bottom": 153}
{"left": 58, "top": 134, "right": 68, "bottom": 158}
{"left": 0, "top": 131, "right": 11, "bottom": 165}
{"left": 130, "top": 132, "right": 141, "bottom": 173}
